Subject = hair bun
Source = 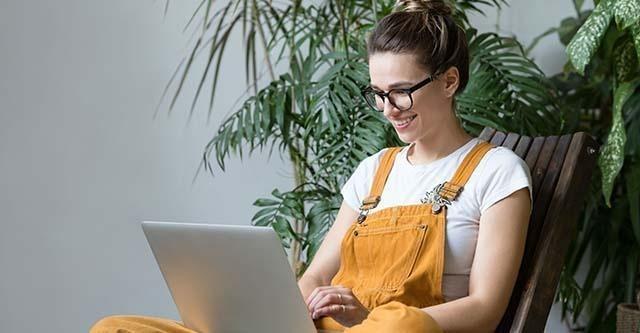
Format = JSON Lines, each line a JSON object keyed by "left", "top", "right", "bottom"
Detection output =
{"left": 396, "top": 0, "right": 452, "bottom": 16}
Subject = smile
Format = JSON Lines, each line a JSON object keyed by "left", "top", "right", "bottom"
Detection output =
{"left": 392, "top": 115, "right": 417, "bottom": 129}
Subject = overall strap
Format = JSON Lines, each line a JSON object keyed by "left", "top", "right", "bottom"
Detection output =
{"left": 438, "top": 140, "right": 494, "bottom": 202}
{"left": 360, "top": 147, "right": 403, "bottom": 211}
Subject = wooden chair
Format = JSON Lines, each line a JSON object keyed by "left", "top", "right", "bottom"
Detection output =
{"left": 477, "top": 128, "right": 599, "bottom": 332}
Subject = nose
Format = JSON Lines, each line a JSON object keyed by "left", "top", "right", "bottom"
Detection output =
{"left": 383, "top": 98, "right": 402, "bottom": 117}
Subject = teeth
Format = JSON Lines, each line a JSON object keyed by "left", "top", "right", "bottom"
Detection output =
{"left": 393, "top": 115, "right": 416, "bottom": 127}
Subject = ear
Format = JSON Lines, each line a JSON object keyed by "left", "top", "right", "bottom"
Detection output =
{"left": 441, "top": 66, "right": 460, "bottom": 98}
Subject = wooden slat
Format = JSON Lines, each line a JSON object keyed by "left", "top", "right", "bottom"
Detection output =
{"left": 491, "top": 131, "right": 508, "bottom": 145}
{"left": 479, "top": 127, "right": 497, "bottom": 141}
{"left": 530, "top": 134, "right": 572, "bottom": 234}
{"left": 510, "top": 133, "right": 598, "bottom": 332}
{"left": 514, "top": 136, "right": 532, "bottom": 159}
{"left": 530, "top": 136, "right": 559, "bottom": 202}
{"left": 524, "top": 137, "right": 545, "bottom": 170}
{"left": 502, "top": 132, "right": 521, "bottom": 150}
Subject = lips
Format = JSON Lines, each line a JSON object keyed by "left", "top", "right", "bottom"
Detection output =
{"left": 392, "top": 115, "right": 417, "bottom": 129}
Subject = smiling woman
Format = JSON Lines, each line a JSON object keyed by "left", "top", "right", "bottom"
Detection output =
{"left": 299, "top": 0, "right": 532, "bottom": 332}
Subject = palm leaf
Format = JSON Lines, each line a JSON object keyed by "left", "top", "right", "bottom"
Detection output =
{"left": 462, "top": 31, "right": 561, "bottom": 135}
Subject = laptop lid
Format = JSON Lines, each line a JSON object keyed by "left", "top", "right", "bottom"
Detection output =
{"left": 142, "top": 221, "right": 317, "bottom": 333}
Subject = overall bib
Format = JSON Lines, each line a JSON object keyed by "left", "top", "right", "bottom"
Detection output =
{"left": 90, "top": 141, "right": 493, "bottom": 333}
{"left": 316, "top": 141, "right": 493, "bottom": 332}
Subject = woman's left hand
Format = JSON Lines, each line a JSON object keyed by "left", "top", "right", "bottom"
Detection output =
{"left": 306, "top": 285, "right": 370, "bottom": 327}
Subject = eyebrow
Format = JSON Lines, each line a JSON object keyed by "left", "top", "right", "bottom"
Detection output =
{"left": 370, "top": 81, "right": 415, "bottom": 90}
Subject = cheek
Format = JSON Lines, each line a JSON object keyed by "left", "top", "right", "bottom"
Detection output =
{"left": 412, "top": 100, "right": 449, "bottom": 124}
{"left": 412, "top": 88, "right": 450, "bottom": 116}
{"left": 411, "top": 94, "right": 436, "bottom": 116}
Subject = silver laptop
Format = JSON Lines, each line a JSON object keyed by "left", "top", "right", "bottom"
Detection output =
{"left": 142, "top": 221, "right": 317, "bottom": 333}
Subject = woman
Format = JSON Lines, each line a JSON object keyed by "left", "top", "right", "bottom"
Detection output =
{"left": 91, "top": 0, "right": 531, "bottom": 332}
{"left": 299, "top": 0, "right": 531, "bottom": 332}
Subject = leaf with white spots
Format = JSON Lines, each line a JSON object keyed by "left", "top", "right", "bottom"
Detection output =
{"left": 614, "top": 37, "right": 639, "bottom": 82}
{"left": 567, "top": 0, "right": 614, "bottom": 74}
{"left": 632, "top": 23, "right": 640, "bottom": 63}
{"left": 598, "top": 80, "right": 638, "bottom": 206}
{"left": 613, "top": 0, "right": 640, "bottom": 29}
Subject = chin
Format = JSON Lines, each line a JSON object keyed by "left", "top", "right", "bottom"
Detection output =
{"left": 396, "top": 132, "right": 417, "bottom": 144}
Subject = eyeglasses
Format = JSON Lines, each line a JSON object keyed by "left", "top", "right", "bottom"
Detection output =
{"left": 361, "top": 74, "right": 438, "bottom": 112}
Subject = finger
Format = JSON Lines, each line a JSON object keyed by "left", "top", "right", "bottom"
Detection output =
{"left": 308, "top": 288, "right": 334, "bottom": 312}
{"left": 309, "top": 286, "right": 357, "bottom": 312}
{"left": 316, "top": 287, "right": 355, "bottom": 305}
{"left": 312, "top": 293, "right": 345, "bottom": 312}
{"left": 335, "top": 286, "right": 352, "bottom": 295}
{"left": 326, "top": 286, "right": 353, "bottom": 300}
{"left": 306, "top": 286, "right": 333, "bottom": 307}
{"left": 313, "top": 304, "right": 349, "bottom": 319}
{"left": 308, "top": 287, "right": 341, "bottom": 311}
{"left": 334, "top": 288, "right": 361, "bottom": 306}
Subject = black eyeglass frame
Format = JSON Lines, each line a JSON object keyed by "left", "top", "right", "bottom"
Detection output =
{"left": 361, "top": 74, "right": 439, "bottom": 112}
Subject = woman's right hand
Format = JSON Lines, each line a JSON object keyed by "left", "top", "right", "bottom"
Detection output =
{"left": 306, "top": 285, "right": 369, "bottom": 327}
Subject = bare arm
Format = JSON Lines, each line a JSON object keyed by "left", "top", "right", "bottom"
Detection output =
{"left": 298, "top": 201, "right": 359, "bottom": 301}
{"left": 422, "top": 188, "right": 531, "bottom": 332}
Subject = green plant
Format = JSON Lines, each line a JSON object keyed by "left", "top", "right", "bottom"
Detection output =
{"left": 163, "top": 0, "right": 561, "bottom": 276}
{"left": 528, "top": 0, "right": 640, "bottom": 331}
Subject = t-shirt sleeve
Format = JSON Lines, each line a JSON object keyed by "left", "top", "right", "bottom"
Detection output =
{"left": 340, "top": 149, "right": 386, "bottom": 211}
{"left": 476, "top": 147, "right": 533, "bottom": 214}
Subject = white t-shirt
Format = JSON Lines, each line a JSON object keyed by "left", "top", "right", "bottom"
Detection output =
{"left": 340, "top": 138, "right": 532, "bottom": 302}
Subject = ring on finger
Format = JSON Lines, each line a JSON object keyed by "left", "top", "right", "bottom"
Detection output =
{"left": 337, "top": 293, "right": 343, "bottom": 304}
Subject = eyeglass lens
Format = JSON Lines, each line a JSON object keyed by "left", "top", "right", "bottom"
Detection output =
{"left": 364, "top": 90, "right": 413, "bottom": 111}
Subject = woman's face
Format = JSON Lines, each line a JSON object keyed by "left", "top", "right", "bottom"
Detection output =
{"left": 368, "top": 52, "right": 454, "bottom": 144}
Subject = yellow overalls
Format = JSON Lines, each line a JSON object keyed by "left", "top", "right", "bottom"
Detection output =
{"left": 91, "top": 141, "right": 493, "bottom": 333}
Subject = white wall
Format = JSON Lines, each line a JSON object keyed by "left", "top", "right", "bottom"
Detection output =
{"left": 0, "top": 1, "right": 585, "bottom": 332}
{"left": 0, "top": 1, "right": 292, "bottom": 331}
{"left": 469, "top": 0, "right": 586, "bottom": 76}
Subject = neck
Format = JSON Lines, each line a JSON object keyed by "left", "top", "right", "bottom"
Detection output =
{"left": 407, "top": 120, "right": 472, "bottom": 165}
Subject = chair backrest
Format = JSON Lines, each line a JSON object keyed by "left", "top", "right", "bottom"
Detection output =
{"left": 477, "top": 128, "right": 599, "bottom": 333}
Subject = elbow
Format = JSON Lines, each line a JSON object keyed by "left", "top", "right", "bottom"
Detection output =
{"left": 302, "top": 270, "right": 331, "bottom": 286}
{"left": 474, "top": 313, "right": 503, "bottom": 333}
{"left": 470, "top": 296, "right": 508, "bottom": 333}
{"left": 485, "top": 315, "right": 503, "bottom": 333}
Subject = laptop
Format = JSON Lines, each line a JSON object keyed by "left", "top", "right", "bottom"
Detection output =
{"left": 142, "top": 221, "right": 318, "bottom": 333}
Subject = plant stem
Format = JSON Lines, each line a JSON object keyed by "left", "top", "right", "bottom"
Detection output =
{"left": 338, "top": 0, "right": 350, "bottom": 61}
{"left": 289, "top": 144, "right": 306, "bottom": 273}
{"left": 251, "top": 0, "right": 275, "bottom": 81}
{"left": 286, "top": 81, "right": 307, "bottom": 274}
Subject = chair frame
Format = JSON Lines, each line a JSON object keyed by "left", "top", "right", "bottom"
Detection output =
{"left": 477, "top": 128, "right": 599, "bottom": 332}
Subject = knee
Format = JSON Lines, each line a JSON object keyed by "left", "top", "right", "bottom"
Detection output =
{"left": 89, "top": 315, "right": 187, "bottom": 333}
{"left": 90, "top": 315, "right": 119, "bottom": 333}
{"left": 89, "top": 315, "right": 135, "bottom": 333}
{"left": 363, "top": 301, "right": 443, "bottom": 333}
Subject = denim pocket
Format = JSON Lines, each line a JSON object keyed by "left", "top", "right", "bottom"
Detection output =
{"left": 352, "top": 223, "right": 428, "bottom": 290}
